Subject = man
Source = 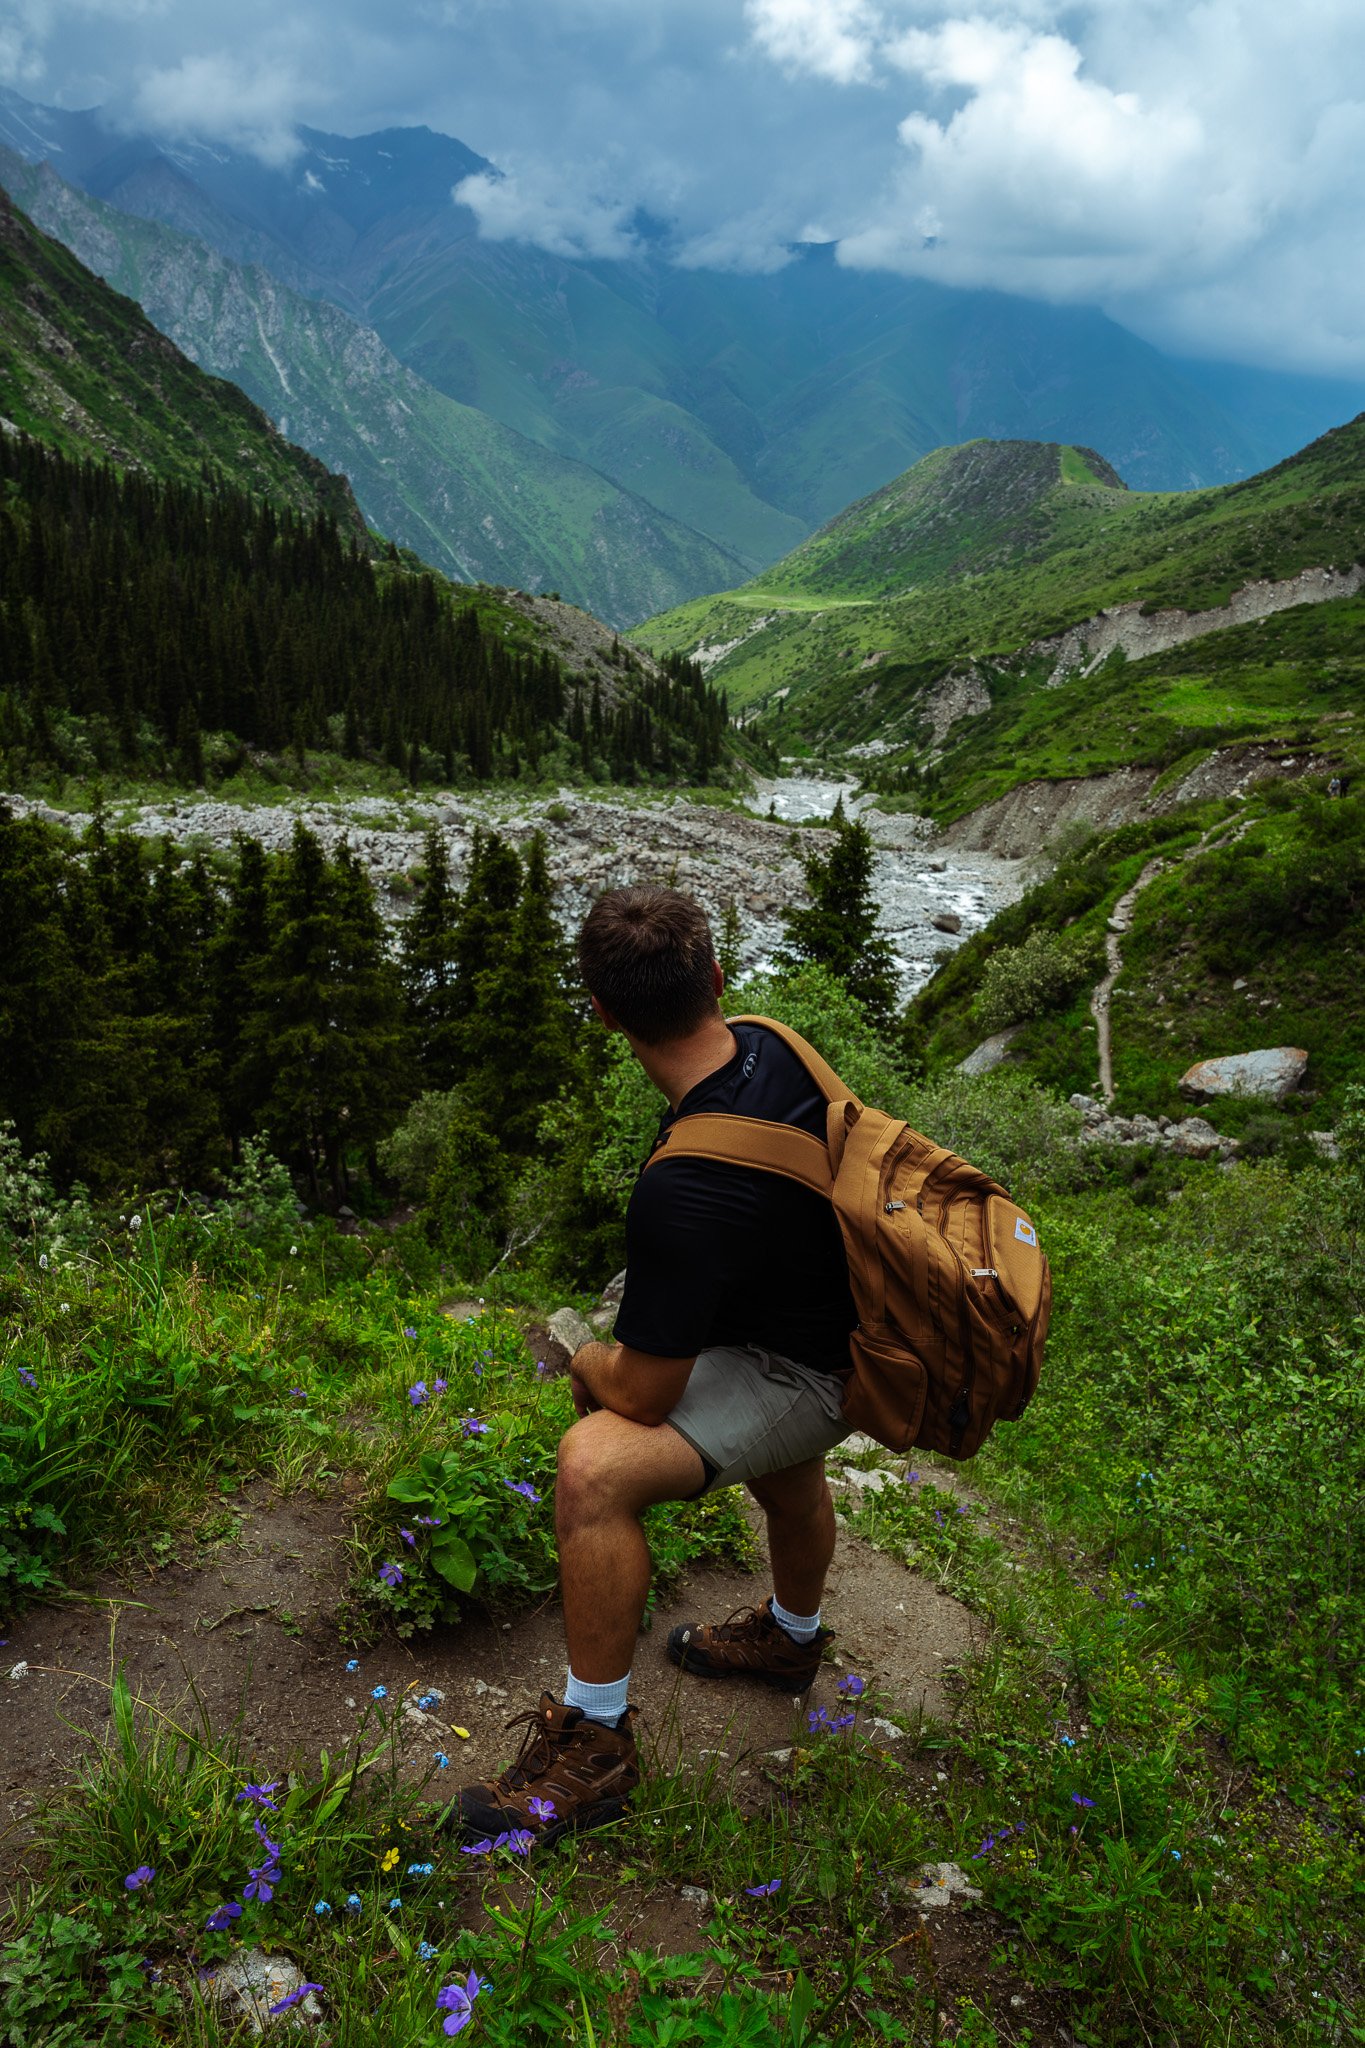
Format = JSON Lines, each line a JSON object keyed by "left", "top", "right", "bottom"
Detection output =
{"left": 458, "top": 886, "right": 857, "bottom": 1844}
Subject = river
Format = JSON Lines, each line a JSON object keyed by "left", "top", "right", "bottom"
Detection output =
{"left": 5, "top": 779, "right": 1027, "bottom": 1004}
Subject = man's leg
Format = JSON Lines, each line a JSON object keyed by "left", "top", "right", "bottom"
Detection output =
{"left": 556, "top": 1410, "right": 705, "bottom": 1685}
{"left": 457, "top": 1412, "right": 702, "bottom": 1842}
{"left": 747, "top": 1454, "right": 835, "bottom": 1620}
{"left": 667, "top": 1452, "right": 839, "bottom": 1688}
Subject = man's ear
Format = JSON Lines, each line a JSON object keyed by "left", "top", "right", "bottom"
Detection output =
{"left": 713, "top": 958, "right": 725, "bottom": 999}
{"left": 589, "top": 993, "right": 617, "bottom": 1031}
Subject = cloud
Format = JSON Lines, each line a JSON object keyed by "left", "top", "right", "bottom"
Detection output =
{"left": 131, "top": 50, "right": 311, "bottom": 164}
{"left": 453, "top": 163, "right": 640, "bottom": 261}
{"left": 840, "top": 20, "right": 1214, "bottom": 284}
{"left": 743, "top": 0, "right": 883, "bottom": 86}
{"left": 10, "top": 0, "right": 1365, "bottom": 377}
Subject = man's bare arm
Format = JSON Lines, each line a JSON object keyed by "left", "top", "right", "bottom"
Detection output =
{"left": 570, "top": 1339, "right": 696, "bottom": 1427}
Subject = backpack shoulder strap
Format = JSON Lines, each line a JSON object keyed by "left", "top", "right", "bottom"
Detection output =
{"left": 645, "top": 1112, "right": 833, "bottom": 1196}
{"left": 730, "top": 1014, "right": 862, "bottom": 1111}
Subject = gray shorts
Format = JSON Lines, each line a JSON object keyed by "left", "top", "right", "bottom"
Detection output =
{"left": 665, "top": 1344, "right": 852, "bottom": 1494}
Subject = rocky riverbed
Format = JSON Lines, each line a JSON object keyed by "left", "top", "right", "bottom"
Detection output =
{"left": 4, "top": 782, "right": 1027, "bottom": 1002}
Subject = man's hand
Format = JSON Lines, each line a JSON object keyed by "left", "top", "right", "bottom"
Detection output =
{"left": 569, "top": 1338, "right": 696, "bottom": 1427}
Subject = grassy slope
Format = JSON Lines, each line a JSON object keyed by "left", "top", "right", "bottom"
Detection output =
{"left": 4, "top": 1137, "right": 1359, "bottom": 2043}
{"left": 0, "top": 155, "right": 746, "bottom": 630}
{"left": 0, "top": 184, "right": 362, "bottom": 533}
{"left": 636, "top": 421, "right": 1365, "bottom": 802}
{"left": 910, "top": 784, "right": 1365, "bottom": 1128}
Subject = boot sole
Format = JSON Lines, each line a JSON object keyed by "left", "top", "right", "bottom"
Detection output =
{"left": 666, "top": 1639, "right": 820, "bottom": 1693}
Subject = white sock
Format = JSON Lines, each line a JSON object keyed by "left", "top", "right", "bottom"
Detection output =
{"left": 770, "top": 1595, "right": 821, "bottom": 1643}
{"left": 564, "top": 1668, "right": 631, "bottom": 1726}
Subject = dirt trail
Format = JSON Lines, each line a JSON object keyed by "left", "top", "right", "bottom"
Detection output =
{"left": 0, "top": 1485, "right": 974, "bottom": 1880}
{"left": 1088, "top": 815, "right": 1249, "bottom": 1101}
{"left": 1090, "top": 858, "right": 1167, "bottom": 1101}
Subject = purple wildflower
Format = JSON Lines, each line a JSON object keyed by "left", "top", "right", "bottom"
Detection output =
{"left": 745, "top": 1878, "right": 781, "bottom": 1897}
{"left": 527, "top": 1797, "right": 556, "bottom": 1822}
{"left": 252, "top": 1819, "right": 282, "bottom": 1859}
{"left": 409, "top": 1381, "right": 429, "bottom": 1407}
{"left": 493, "top": 1829, "right": 535, "bottom": 1855}
{"left": 433, "top": 1377, "right": 448, "bottom": 1395}
{"left": 205, "top": 1902, "right": 242, "bottom": 1932}
{"left": 404, "top": 1326, "right": 418, "bottom": 1339}
{"left": 399, "top": 1527, "right": 416, "bottom": 1548}
{"left": 289, "top": 1388, "right": 305, "bottom": 1399}
{"left": 535, "top": 1360, "right": 550, "bottom": 1378}
{"left": 378, "top": 1561, "right": 403, "bottom": 1589}
{"left": 243, "top": 1862, "right": 279, "bottom": 1904}
{"left": 416, "top": 1514, "right": 442, "bottom": 1527}
{"left": 123, "top": 1865, "right": 155, "bottom": 1891}
{"left": 836, "top": 1674, "right": 865, "bottom": 1698}
{"left": 235, "top": 1781, "right": 281, "bottom": 1811}
{"left": 503, "top": 1478, "right": 541, "bottom": 1504}
{"left": 1070, "top": 1793, "right": 1096, "bottom": 1809}
{"left": 267, "top": 1984, "right": 323, "bottom": 2016}
{"left": 436, "top": 1970, "right": 487, "bottom": 2038}
{"left": 17, "top": 1368, "right": 37, "bottom": 1389}
{"left": 460, "top": 1838, "right": 493, "bottom": 1857}
{"left": 462, "top": 1417, "right": 489, "bottom": 1438}
{"left": 830, "top": 1711, "right": 855, "bottom": 1731}
{"left": 806, "top": 1706, "right": 830, "bottom": 1734}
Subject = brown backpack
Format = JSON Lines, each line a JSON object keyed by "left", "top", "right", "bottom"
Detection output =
{"left": 649, "top": 1014, "right": 1051, "bottom": 1459}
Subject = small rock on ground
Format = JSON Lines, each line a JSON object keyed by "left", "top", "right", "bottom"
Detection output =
{"left": 204, "top": 1951, "right": 322, "bottom": 2033}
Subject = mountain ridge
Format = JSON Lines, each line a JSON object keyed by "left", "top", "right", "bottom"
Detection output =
{"left": 636, "top": 421, "right": 1365, "bottom": 819}
{"left": 0, "top": 153, "right": 749, "bottom": 628}
{"left": 5, "top": 82, "right": 1363, "bottom": 585}
{"left": 0, "top": 179, "right": 363, "bottom": 532}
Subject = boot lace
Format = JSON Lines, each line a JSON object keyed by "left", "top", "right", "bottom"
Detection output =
{"left": 494, "top": 1708, "right": 569, "bottom": 1793}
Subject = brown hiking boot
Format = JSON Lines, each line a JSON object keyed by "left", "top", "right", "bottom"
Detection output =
{"left": 667, "top": 1598, "right": 831, "bottom": 1692}
{"left": 458, "top": 1693, "right": 639, "bottom": 1847}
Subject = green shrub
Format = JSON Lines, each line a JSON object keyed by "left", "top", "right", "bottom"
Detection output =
{"left": 377, "top": 1090, "right": 462, "bottom": 1203}
{"left": 426, "top": 1103, "right": 511, "bottom": 1279}
{"left": 903, "top": 1069, "right": 1087, "bottom": 1199}
{"left": 975, "top": 927, "right": 1101, "bottom": 1034}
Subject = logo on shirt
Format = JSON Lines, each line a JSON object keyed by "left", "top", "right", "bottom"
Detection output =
{"left": 742, "top": 1050, "right": 758, "bottom": 1078}
{"left": 1014, "top": 1217, "right": 1038, "bottom": 1247}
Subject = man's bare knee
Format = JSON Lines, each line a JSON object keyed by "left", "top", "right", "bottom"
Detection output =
{"left": 555, "top": 1417, "right": 617, "bottom": 1531}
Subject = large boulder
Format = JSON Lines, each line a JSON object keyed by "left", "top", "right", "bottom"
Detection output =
{"left": 957, "top": 1026, "right": 1024, "bottom": 1077}
{"left": 1179, "top": 1048, "right": 1308, "bottom": 1104}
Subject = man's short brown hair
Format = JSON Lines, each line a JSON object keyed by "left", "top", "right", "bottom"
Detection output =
{"left": 578, "top": 887, "right": 719, "bottom": 1044}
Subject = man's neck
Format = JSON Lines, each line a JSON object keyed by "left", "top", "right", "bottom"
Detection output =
{"left": 631, "top": 1012, "right": 738, "bottom": 1112}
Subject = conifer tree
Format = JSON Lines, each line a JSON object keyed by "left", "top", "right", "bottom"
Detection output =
{"left": 401, "top": 824, "right": 464, "bottom": 1090}
{"left": 211, "top": 836, "right": 275, "bottom": 1162}
{"left": 778, "top": 812, "right": 899, "bottom": 1028}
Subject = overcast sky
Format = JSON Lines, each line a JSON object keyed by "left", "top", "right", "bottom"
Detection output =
{"left": 6, "top": 0, "right": 1364, "bottom": 377}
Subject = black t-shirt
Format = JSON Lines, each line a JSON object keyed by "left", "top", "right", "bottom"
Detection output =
{"left": 613, "top": 1022, "right": 857, "bottom": 1375}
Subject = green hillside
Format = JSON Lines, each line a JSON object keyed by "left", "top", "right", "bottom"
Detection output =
{"left": 0, "top": 184, "right": 360, "bottom": 531}
{"left": 0, "top": 155, "right": 748, "bottom": 630}
{"left": 638, "top": 423, "right": 1365, "bottom": 813}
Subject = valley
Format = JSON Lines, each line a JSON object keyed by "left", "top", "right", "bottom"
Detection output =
{"left": 0, "top": 780, "right": 1027, "bottom": 1007}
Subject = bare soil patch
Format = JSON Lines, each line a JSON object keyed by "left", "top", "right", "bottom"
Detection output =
{"left": 0, "top": 1489, "right": 974, "bottom": 1884}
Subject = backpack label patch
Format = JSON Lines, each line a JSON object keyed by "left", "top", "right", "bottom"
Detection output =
{"left": 1014, "top": 1217, "right": 1038, "bottom": 1246}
